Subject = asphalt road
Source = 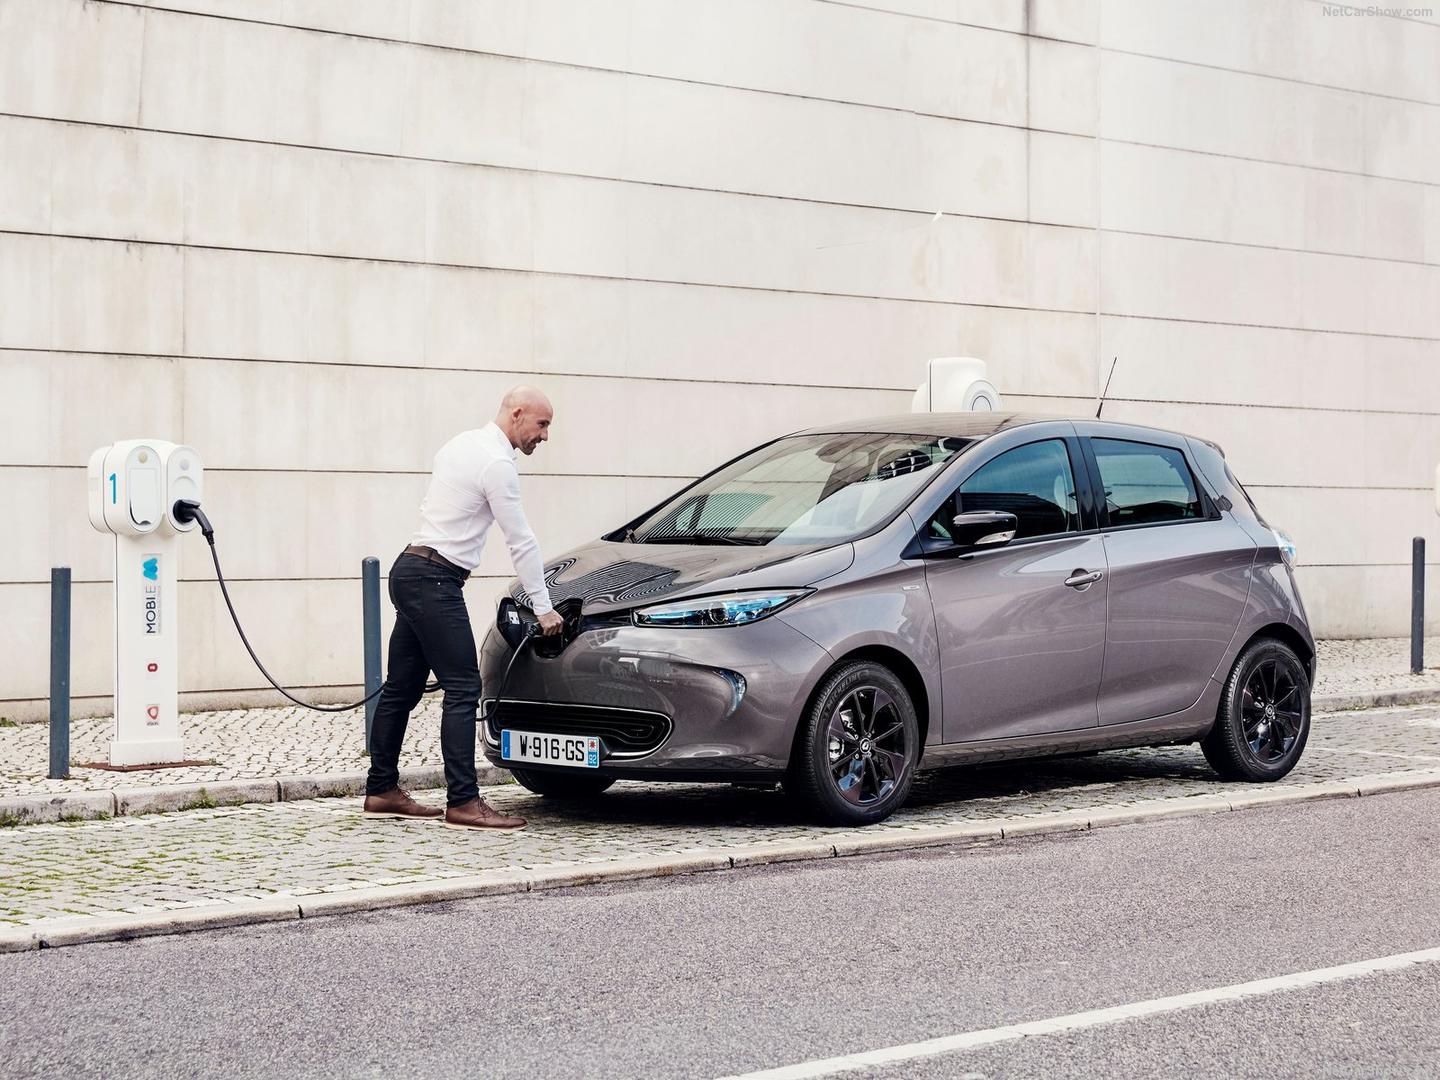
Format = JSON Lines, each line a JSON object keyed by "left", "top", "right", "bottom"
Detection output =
{"left": 3, "top": 788, "right": 1438, "bottom": 1079}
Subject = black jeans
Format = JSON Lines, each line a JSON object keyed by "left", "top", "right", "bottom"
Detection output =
{"left": 365, "top": 553, "right": 482, "bottom": 807}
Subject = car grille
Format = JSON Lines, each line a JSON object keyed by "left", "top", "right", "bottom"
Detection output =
{"left": 485, "top": 700, "right": 672, "bottom": 758}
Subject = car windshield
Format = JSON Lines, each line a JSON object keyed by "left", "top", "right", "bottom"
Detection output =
{"left": 628, "top": 432, "right": 968, "bottom": 546}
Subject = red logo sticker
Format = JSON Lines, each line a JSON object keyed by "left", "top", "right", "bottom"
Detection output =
{"left": 147, "top": 662, "right": 158, "bottom": 673}
{"left": 146, "top": 705, "right": 160, "bottom": 722}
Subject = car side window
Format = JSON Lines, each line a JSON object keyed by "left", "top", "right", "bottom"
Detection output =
{"left": 1092, "top": 438, "right": 1204, "bottom": 527}
{"left": 929, "top": 439, "right": 1079, "bottom": 543}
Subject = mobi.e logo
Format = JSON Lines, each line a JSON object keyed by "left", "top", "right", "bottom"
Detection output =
{"left": 142, "top": 555, "right": 161, "bottom": 635}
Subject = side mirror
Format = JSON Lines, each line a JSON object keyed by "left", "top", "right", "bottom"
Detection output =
{"left": 950, "top": 510, "right": 1018, "bottom": 549}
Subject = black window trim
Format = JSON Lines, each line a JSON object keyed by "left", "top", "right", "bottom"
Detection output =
{"left": 1081, "top": 436, "right": 1220, "bottom": 534}
{"left": 916, "top": 435, "right": 1098, "bottom": 553}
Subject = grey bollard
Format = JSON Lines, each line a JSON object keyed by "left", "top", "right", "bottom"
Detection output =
{"left": 362, "top": 557, "right": 382, "bottom": 751}
{"left": 49, "top": 567, "right": 71, "bottom": 780}
{"left": 1413, "top": 538, "right": 1425, "bottom": 676}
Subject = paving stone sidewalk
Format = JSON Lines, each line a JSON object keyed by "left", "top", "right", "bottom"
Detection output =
{"left": 2, "top": 700, "right": 1439, "bottom": 933}
{"left": 1, "top": 637, "right": 1436, "bottom": 809}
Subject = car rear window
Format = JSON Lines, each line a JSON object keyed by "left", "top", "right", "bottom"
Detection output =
{"left": 1092, "top": 438, "right": 1204, "bottom": 527}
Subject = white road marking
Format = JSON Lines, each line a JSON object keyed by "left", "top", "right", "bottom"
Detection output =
{"left": 718, "top": 946, "right": 1440, "bottom": 1079}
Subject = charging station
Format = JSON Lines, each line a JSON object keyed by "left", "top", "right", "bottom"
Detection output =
{"left": 87, "top": 440, "right": 203, "bottom": 766}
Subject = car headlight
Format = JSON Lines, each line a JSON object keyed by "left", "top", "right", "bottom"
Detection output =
{"left": 1273, "top": 528, "right": 1297, "bottom": 567}
{"left": 632, "top": 589, "right": 811, "bottom": 628}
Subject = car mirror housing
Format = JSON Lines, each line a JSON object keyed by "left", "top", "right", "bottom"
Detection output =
{"left": 907, "top": 510, "right": 1020, "bottom": 559}
{"left": 951, "top": 510, "right": 1018, "bottom": 549}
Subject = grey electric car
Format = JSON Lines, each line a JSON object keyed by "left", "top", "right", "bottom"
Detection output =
{"left": 480, "top": 414, "right": 1314, "bottom": 826}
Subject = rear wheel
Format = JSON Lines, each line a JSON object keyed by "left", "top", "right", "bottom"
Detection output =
{"left": 509, "top": 768, "right": 615, "bottom": 799}
{"left": 787, "top": 661, "right": 920, "bottom": 826}
{"left": 1202, "top": 638, "right": 1310, "bottom": 781}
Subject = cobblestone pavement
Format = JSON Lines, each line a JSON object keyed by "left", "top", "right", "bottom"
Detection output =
{"left": 2, "top": 702, "right": 1439, "bottom": 928}
{"left": 0, "top": 701, "right": 441, "bottom": 798}
{"left": 1315, "top": 636, "right": 1440, "bottom": 695}
{"left": 2, "top": 638, "right": 1437, "bottom": 800}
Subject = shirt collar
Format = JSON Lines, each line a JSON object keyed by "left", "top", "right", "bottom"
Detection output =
{"left": 483, "top": 421, "right": 518, "bottom": 460}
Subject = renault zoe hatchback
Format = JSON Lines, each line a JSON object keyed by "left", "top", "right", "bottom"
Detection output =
{"left": 480, "top": 414, "right": 1314, "bottom": 826}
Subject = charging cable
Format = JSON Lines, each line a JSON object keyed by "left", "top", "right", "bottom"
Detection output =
{"left": 173, "top": 498, "right": 451, "bottom": 713}
{"left": 173, "top": 498, "right": 539, "bottom": 715}
{"left": 484, "top": 624, "right": 538, "bottom": 724}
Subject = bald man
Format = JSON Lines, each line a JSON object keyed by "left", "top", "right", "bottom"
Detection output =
{"left": 364, "top": 386, "right": 563, "bottom": 830}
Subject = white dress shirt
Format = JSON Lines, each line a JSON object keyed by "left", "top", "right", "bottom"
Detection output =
{"left": 411, "top": 422, "right": 554, "bottom": 615}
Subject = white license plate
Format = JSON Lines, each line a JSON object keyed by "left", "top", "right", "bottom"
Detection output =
{"left": 501, "top": 729, "right": 601, "bottom": 769}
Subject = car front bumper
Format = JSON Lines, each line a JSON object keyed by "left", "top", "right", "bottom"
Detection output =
{"left": 478, "top": 616, "right": 832, "bottom": 781}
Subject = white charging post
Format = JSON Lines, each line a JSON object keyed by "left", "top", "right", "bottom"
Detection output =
{"left": 87, "top": 440, "right": 204, "bottom": 766}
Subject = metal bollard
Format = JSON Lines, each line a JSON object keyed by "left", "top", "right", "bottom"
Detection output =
{"left": 49, "top": 567, "right": 71, "bottom": 780}
{"left": 1413, "top": 538, "right": 1426, "bottom": 676}
{"left": 362, "top": 557, "right": 382, "bottom": 752}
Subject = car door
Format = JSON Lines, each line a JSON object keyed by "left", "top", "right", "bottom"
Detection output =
{"left": 921, "top": 434, "right": 1109, "bottom": 743}
{"left": 1077, "top": 429, "right": 1257, "bottom": 727}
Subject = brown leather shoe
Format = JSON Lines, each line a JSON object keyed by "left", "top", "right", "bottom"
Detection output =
{"left": 363, "top": 788, "right": 443, "bottom": 820}
{"left": 444, "top": 797, "right": 526, "bottom": 830}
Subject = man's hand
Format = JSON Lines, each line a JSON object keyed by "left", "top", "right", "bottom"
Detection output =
{"left": 537, "top": 610, "right": 564, "bottom": 637}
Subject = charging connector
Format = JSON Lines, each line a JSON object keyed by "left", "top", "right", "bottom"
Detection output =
{"left": 171, "top": 498, "right": 213, "bottom": 542}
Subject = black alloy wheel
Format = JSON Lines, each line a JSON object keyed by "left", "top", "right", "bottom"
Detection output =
{"left": 788, "top": 660, "right": 920, "bottom": 826}
{"left": 828, "top": 686, "right": 907, "bottom": 807}
{"left": 1202, "top": 638, "right": 1311, "bottom": 781}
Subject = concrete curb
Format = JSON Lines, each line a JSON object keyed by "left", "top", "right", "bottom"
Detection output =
{"left": 4, "top": 768, "right": 1438, "bottom": 954}
{"left": 3, "top": 685, "right": 1434, "bottom": 826}
{"left": 0, "top": 764, "right": 507, "bottom": 825}
{"left": 1314, "top": 687, "right": 1440, "bottom": 712}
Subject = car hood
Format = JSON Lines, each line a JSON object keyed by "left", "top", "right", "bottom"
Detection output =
{"left": 509, "top": 540, "right": 855, "bottom": 614}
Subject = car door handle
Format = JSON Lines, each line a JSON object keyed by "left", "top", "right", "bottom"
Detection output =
{"left": 1064, "top": 569, "right": 1104, "bottom": 589}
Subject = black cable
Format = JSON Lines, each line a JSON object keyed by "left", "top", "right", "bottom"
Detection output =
{"left": 176, "top": 498, "right": 533, "bottom": 714}
{"left": 200, "top": 531, "right": 386, "bottom": 712}
{"left": 485, "top": 628, "right": 537, "bottom": 722}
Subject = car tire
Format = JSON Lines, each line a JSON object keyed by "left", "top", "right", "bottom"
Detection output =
{"left": 1202, "top": 638, "right": 1311, "bottom": 782}
{"left": 787, "top": 660, "right": 920, "bottom": 826}
{"left": 509, "top": 768, "right": 615, "bottom": 799}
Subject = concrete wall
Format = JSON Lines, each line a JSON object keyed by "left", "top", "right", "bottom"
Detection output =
{"left": 1, "top": 0, "right": 1437, "bottom": 718}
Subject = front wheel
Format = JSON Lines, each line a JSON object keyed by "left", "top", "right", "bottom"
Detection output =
{"left": 509, "top": 768, "right": 615, "bottom": 799}
{"left": 787, "top": 661, "right": 920, "bottom": 826}
{"left": 1202, "top": 638, "right": 1311, "bottom": 781}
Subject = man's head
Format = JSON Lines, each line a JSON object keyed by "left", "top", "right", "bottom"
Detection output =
{"left": 495, "top": 385, "right": 554, "bottom": 456}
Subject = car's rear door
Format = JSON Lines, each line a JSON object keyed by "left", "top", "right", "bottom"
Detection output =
{"left": 1074, "top": 424, "right": 1256, "bottom": 727}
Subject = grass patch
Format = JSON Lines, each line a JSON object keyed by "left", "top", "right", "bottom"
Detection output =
{"left": 0, "top": 812, "right": 22, "bottom": 828}
{"left": 181, "top": 789, "right": 219, "bottom": 811}
{"left": 0, "top": 717, "right": 17, "bottom": 727}
{"left": 57, "top": 812, "right": 109, "bottom": 825}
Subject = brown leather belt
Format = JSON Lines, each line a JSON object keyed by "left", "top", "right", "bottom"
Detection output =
{"left": 403, "top": 544, "right": 470, "bottom": 580}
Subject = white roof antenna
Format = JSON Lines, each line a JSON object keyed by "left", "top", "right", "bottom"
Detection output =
{"left": 911, "top": 357, "right": 1002, "bottom": 413}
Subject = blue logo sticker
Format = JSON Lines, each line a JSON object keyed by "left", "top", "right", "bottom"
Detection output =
{"left": 142, "top": 557, "right": 158, "bottom": 581}
{"left": 501, "top": 730, "right": 511, "bottom": 759}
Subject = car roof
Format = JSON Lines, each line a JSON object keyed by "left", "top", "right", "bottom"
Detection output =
{"left": 792, "top": 412, "right": 1213, "bottom": 447}
{"left": 792, "top": 412, "right": 1064, "bottom": 439}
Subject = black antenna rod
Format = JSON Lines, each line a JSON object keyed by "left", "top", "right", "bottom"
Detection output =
{"left": 1096, "top": 357, "right": 1118, "bottom": 418}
